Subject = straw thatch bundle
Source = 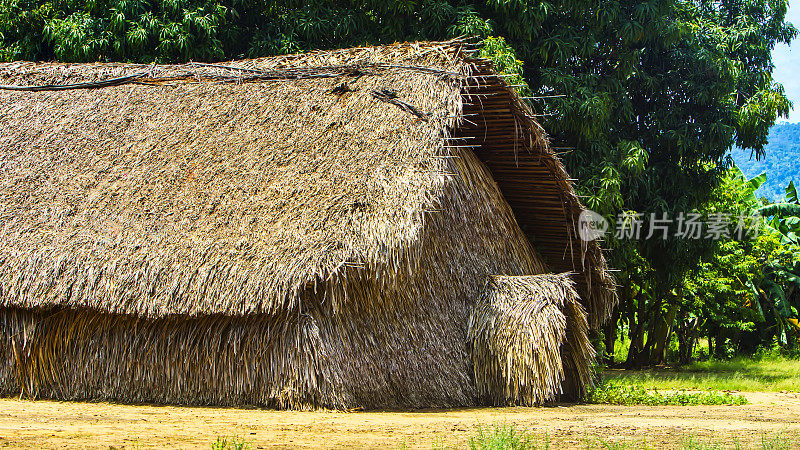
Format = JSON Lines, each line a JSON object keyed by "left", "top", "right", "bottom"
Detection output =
{"left": 468, "top": 274, "right": 593, "bottom": 405}
{"left": 0, "top": 40, "right": 615, "bottom": 409}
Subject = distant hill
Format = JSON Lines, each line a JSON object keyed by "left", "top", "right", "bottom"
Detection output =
{"left": 731, "top": 122, "right": 800, "bottom": 201}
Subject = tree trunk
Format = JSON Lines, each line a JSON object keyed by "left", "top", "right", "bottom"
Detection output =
{"left": 648, "top": 303, "right": 679, "bottom": 365}
{"left": 625, "top": 325, "right": 645, "bottom": 368}
{"left": 687, "top": 316, "right": 699, "bottom": 362}
{"left": 625, "top": 291, "right": 648, "bottom": 369}
{"left": 707, "top": 326, "right": 713, "bottom": 357}
{"left": 713, "top": 324, "right": 726, "bottom": 359}
{"left": 603, "top": 308, "right": 618, "bottom": 365}
{"left": 676, "top": 309, "right": 691, "bottom": 365}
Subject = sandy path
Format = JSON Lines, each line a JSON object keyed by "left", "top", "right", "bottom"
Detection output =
{"left": 0, "top": 392, "right": 798, "bottom": 449}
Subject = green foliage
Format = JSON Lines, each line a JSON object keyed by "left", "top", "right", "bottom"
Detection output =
{"left": 679, "top": 168, "right": 800, "bottom": 356}
{"left": 478, "top": 36, "right": 531, "bottom": 96}
{"left": 683, "top": 169, "right": 763, "bottom": 331}
{"left": 759, "top": 183, "right": 800, "bottom": 245}
{"left": 587, "top": 381, "right": 747, "bottom": 406}
{"left": 578, "top": 1, "right": 796, "bottom": 368}
{"left": 684, "top": 238, "right": 760, "bottom": 332}
{"left": 0, "top": 0, "right": 493, "bottom": 62}
{"left": 749, "top": 181, "right": 800, "bottom": 345}
{"left": 1, "top": 0, "right": 235, "bottom": 62}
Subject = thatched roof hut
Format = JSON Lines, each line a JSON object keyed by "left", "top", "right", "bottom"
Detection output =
{"left": 0, "top": 40, "right": 615, "bottom": 409}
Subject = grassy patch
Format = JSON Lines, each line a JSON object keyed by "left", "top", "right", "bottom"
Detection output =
{"left": 679, "top": 433, "right": 793, "bottom": 450}
{"left": 466, "top": 424, "right": 547, "bottom": 449}
{"left": 604, "top": 353, "right": 800, "bottom": 392}
{"left": 451, "top": 425, "right": 792, "bottom": 450}
{"left": 586, "top": 382, "right": 748, "bottom": 406}
{"left": 211, "top": 436, "right": 250, "bottom": 450}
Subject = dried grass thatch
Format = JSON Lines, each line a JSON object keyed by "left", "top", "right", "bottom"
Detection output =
{"left": 468, "top": 274, "right": 594, "bottom": 405}
{"left": 0, "top": 39, "right": 615, "bottom": 408}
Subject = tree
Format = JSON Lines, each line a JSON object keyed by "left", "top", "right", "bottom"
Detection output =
{"left": 559, "top": 0, "right": 795, "bottom": 366}
{"left": 679, "top": 170, "right": 800, "bottom": 361}
{"left": 751, "top": 181, "right": 800, "bottom": 348}
{"left": 681, "top": 168, "right": 765, "bottom": 361}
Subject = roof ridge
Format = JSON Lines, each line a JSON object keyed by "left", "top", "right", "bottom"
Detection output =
{"left": 0, "top": 39, "right": 479, "bottom": 89}
{"left": 0, "top": 62, "right": 467, "bottom": 92}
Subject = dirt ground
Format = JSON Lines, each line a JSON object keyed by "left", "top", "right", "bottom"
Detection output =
{"left": 1, "top": 392, "right": 799, "bottom": 449}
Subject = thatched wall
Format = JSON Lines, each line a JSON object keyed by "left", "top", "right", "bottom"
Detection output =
{"left": 0, "top": 40, "right": 615, "bottom": 408}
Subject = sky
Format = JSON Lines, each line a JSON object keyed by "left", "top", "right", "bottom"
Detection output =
{"left": 774, "top": 1, "right": 800, "bottom": 123}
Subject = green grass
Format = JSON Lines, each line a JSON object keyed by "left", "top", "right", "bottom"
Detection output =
{"left": 678, "top": 433, "right": 793, "bottom": 450}
{"left": 603, "top": 353, "right": 800, "bottom": 392}
{"left": 454, "top": 425, "right": 793, "bottom": 450}
{"left": 211, "top": 436, "right": 250, "bottom": 450}
{"left": 466, "top": 425, "right": 548, "bottom": 450}
{"left": 587, "top": 382, "right": 748, "bottom": 406}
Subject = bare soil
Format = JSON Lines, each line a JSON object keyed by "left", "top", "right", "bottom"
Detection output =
{"left": 1, "top": 392, "right": 798, "bottom": 449}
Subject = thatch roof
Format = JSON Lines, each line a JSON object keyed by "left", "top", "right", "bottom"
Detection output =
{"left": 0, "top": 40, "right": 614, "bottom": 324}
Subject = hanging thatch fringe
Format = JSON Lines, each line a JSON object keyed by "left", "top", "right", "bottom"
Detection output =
{"left": 468, "top": 274, "right": 593, "bottom": 405}
{"left": 0, "top": 40, "right": 615, "bottom": 408}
